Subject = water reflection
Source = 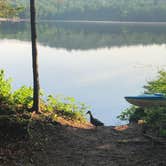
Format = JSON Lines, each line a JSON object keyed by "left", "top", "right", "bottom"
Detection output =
{"left": 0, "top": 22, "right": 166, "bottom": 49}
{"left": 0, "top": 39, "right": 166, "bottom": 125}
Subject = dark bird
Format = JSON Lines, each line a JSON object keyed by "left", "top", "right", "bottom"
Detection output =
{"left": 86, "top": 110, "right": 104, "bottom": 126}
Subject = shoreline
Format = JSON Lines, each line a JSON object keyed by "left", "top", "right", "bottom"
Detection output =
{"left": 50, "top": 20, "right": 166, "bottom": 25}
{"left": 1, "top": 18, "right": 166, "bottom": 25}
{"left": 0, "top": 18, "right": 29, "bottom": 22}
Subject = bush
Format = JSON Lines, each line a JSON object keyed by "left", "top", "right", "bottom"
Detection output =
{"left": 0, "top": 69, "right": 88, "bottom": 122}
{"left": 46, "top": 95, "right": 89, "bottom": 122}
{"left": 117, "top": 106, "right": 146, "bottom": 123}
{"left": 144, "top": 70, "right": 166, "bottom": 94}
{"left": 0, "top": 70, "right": 12, "bottom": 104}
{"left": 144, "top": 107, "right": 166, "bottom": 136}
{"left": 118, "top": 70, "right": 166, "bottom": 136}
{"left": 12, "top": 86, "right": 33, "bottom": 108}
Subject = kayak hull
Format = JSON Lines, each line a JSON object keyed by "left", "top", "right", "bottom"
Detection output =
{"left": 125, "top": 94, "right": 166, "bottom": 107}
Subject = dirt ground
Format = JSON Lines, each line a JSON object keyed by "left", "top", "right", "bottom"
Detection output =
{"left": 0, "top": 120, "right": 166, "bottom": 166}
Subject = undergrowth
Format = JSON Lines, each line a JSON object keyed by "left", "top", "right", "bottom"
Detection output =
{"left": 0, "top": 69, "right": 89, "bottom": 123}
{"left": 118, "top": 70, "right": 166, "bottom": 137}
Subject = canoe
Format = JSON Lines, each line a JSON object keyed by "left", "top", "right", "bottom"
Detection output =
{"left": 125, "top": 93, "right": 166, "bottom": 107}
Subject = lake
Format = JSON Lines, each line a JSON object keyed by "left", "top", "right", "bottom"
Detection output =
{"left": 0, "top": 21, "right": 166, "bottom": 125}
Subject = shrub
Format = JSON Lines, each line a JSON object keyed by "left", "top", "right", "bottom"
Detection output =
{"left": 12, "top": 86, "right": 33, "bottom": 108}
{"left": 117, "top": 106, "right": 146, "bottom": 123}
{"left": 0, "top": 69, "right": 88, "bottom": 122}
{"left": 46, "top": 95, "right": 89, "bottom": 122}
{"left": 0, "top": 70, "right": 12, "bottom": 104}
{"left": 144, "top": 70, "right": 166, "bottom": 94}
{"left": 118, "top": 70, "right": 166, "bottom": 136}
{"left": 144, "top": 107, "right": 166, "bottom": 136}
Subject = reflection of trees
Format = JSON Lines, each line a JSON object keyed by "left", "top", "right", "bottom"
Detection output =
{"left": 0, "top": 22, "right": 166, "bottom": 50}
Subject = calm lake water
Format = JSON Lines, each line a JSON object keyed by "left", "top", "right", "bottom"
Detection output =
{"left": 0, "top": 21, "right": 166, "bottom": 125}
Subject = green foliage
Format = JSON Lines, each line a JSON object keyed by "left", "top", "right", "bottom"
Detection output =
{"left": 159, "top": 129, "right": 166, "bottom": 137}
{"left": 46, "top": 95, "right": 89, "bottom": 122}
{"left": 144, "top": 107, "right": 166, "bottom": 135}
{"left": 0, "top": 70, "right": 12, "bottom": 104}
{"left": 144, "top": 70, "right": 166, "bottom": 94}
{"left": 0, "top": 69, "right": 88, "bottom": 122}
{"left": 0, "top": 0, "right": 22, "bottom": 18}
{"left": 12, "top": 86, "right": 33, "bottom": 108}
{"left": 118, "top": 70, "right": 166, "bottom": 136}
{"left": 117, "top": 106, "right": 136, "bottom": 121}
{"left": 117, "top": 106, "right": 146, "bottom": 123}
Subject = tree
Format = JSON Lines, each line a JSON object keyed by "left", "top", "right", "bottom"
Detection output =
{"left": 30, "top": 0, "right": 40, "bottom": 113}
{"left": 0, "top": 0, "right": 19, "bottom": 17}
{"left": 0, "top": 1, "right": 40, "bottom": 113}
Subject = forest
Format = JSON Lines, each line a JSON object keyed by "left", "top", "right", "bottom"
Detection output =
{"left": 12, "top": 0, "right": 166, "bottom": 21}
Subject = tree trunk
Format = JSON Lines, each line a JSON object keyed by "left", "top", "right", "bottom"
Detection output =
{"left": 30, "top": 0, "right": 40, "bottom": 113}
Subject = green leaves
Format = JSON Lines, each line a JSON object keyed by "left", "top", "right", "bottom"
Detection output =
{"left": 46, "top": 94, "right": 90, "bottom": 122}
{"left": 117, "top": 106, "right": 146, "bottom": 123}
{"left": 0, "top": 70, "right": 12, "bottom": 104}
{"left": 144, "top": 107, "right": 166, "bottom": 127}
{"left": 0, "top": 69, "right": 88, "bottom": 122}
{"left": 144, "top": 70, "right": 166, "bottom": 94}
{"left": 0, "top": 0, "right": 22, "bottom": 18}
{"left": 12, "top": 86, "right": 33, "bottom": 108}
{"left": 118, "top": 70, "right": 166, "bottom": 136}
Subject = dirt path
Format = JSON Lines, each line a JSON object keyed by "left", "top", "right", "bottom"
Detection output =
{"left": 28, "top": 122, "right": 165, "bottom": 166}
{"left": 1, "top": 121, "right": 166, "bottom": 166}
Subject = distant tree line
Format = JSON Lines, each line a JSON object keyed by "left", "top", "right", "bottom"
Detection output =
{"left": 16, "top": 0, "right": 166, "bottom": 21}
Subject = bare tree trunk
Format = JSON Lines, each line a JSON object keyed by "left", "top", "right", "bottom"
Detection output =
{"left": 30, "top": 0, "right": 40, "bottom": 113}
